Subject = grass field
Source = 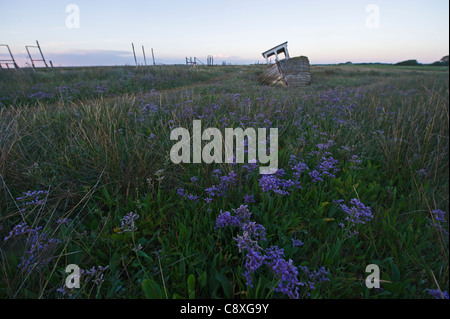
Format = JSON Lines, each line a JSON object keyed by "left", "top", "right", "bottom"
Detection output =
{"left": 0, "top": 64, "right": 448, "bottom": 299}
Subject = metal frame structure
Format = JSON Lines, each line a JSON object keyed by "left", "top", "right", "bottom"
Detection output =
{"left": 0, "top": 44, "right": 19, "bottom": 69}
{"left": 25, "top": 40, "right": 48, "bottom": 69}
{"left": 186, "top": 57, "right": 204, "bottom": 66}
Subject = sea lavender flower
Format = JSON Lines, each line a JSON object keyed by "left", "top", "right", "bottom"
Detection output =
{"left": 234, "top": 231, "right": 262, "bottom": 253}
{"left": 187, "top": 193, "right": 199, "bottom": 201}
{"left": 349, "top": 155, "right": 363, "bottom": 169}
{"left": 3, "top": 223, "right": 42, "bottom": 242}
{"left": 205, "top": 171, "right": 236, "bottom": 198}
{"left": 299, "top": 266, "right": 330, "bottom": 290}
{"left": 15, "top": 190, "right": 49, "bottom": 212}
{"left": 426, "top": 289, "right": 449, "bottom": 299}
{"left": 242, "top": 222, "right": 266, "bottom": 241}
{"left": 242, "top": 248, "right": 266, "bottom": 287}
{"left": 426, "top": 209, "right": 448, "bottom": 236}
{"left": 177, "top": 188, "right": 186, "bottom": 198}
{"left": 259, "top": 174, "right": 294, "bottom": 196}
{"left": 243, "top": 194, "right": 255, "bottom": 203}
{"left": 190, "top": 176, "right": 199, "bottom": 183}
{"left": 118, "top": 212, "right": 139, "bottom": 233}
{"left": 216, "top": 205, "right": 329, "bottom": 298}
{"left": 264, "top": 246, "right": 303, "bottom": 299}
{"left": 81, "top": 265, "right": 109, "bottom": 286}
{"left": 309, "top": 170, "right": 324, "bottom": 183}
{"left": 317, "top": 156, "right": 339, "bottom": 178}
{"left": 17, "top": 230, "right": 62, "bottom": 272}
{"left": 28, "top": 91, "right": 52, "bottom": 100}
{"left": 95, "top": 85, "right": 107, "bottom": 93}
{"left": 233, "top": 205, "right": 252, "bottom": 224}
{"left": 215, "top": 211, "right": 240, "bottom": 228}
{"left": 212, "top": 169, "right": 222, "bottom": 178}
{"left": 292, "top": 161, "right": 309, "bottom": 179}
{"left": 56, "top": 218, "right": 72, "bottom": 226}
{"left": 292, "top": 238, "right": 304, "bottom": 247}
{"left": 341, "top": 198, "right": 373, "bottom": 225}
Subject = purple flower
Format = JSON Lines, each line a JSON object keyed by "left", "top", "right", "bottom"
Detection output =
{"left": 427, "top": 289, "right": 449, "bottom": 299}
{"left": 242, "top": 248, "right": 266, "bottom": 287}
{"left": 243, "top": 194, "right": 255, "bottom": 203}
{"left": 15, "top": 189, "right": 49, "bottom": 212}
{"left": 341, "top": 199, "right": 373, "bottom": 225}
{"left": 299, "top": 266, "right": 330, "bottom": 290}
{"left": 190, "top": 176, "right": 199, "bottom": 183}
{"left": 309, "top": 170, "right": 324, "bottom": 183}
{"left": 187, "top": 193, "right": 199, "bottom": 201}
{"left": 118, "top": 212, "right": 139, "bottom": 233}
{"left": 3, "top": 223, "right": 41, "bottom": 242}
{"left": 317, "top": 156, "right": 339, "bottom": 178}
{"left": 4, "top": 223, "right": 62, "bottom": 271}
{"left": 427, "top": 209, "right": 448, "bottom": 236}
{"left": 215, "top": 211, "right": 240, "bottom": 228}
{"left": 56, "top": 218, "right": 71, "bottom": 226}
{"left": 177, "top": 188, "right": 186, "bottom": 197}
{"left": 338, "top": 199, "right": 373, "bottom": 238}
{"left": 350, "top": 155, "right": 362, "bottom": 165}
{"left": 206, "top": 171, "right": 236, "bottom": 198}
{"left": 292, "top": 161, "right": 309, "bottom": 178}
{"left": 264, "top": 246, "right": 303, "bottom": 299}
{"left": 212, "top": 169, "right": 222, "bottom": 178}
{"left": 259, "top": 174, "right": 295, "bottom": 196}
{"left": 234, "top": 231, "right": 262, "bottom": 253}
{"left": 430, "top": 209, "right": 447, "bottom": 223}
{"left": 242, "top": 222, "right": 266, "bottom": 241}
{"left": 292, "top": 238, "right": 304, "bottom": 247}
{"left": 233, "top": 204, "right": 252, "bottom": 224}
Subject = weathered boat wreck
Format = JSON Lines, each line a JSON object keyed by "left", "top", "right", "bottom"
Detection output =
{"left": 258, "top": 42, "right": 311, "bottom": 88}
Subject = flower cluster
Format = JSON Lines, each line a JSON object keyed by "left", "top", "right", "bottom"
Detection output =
{"left": 215, "top": 204, "right": 252, "bottom": 229}
{"left": 57, "top": 265, "right": 109, "bottom": 297}
{"left": 337, "top": 198, "right": 373, "bottom": 238}
{"left": 118, "top": 212, "right": 140, "bottom": 233}
{"left": 341, "top": 198, "right": 373, "bottom": 225}
{"left": 205, "top": 171, "right": 237, "bottom": 199}
{"left": 259, "top": 169, "right": 296, "bottom": 196}
{"left": 15, "top": 189, "right": 49, "bottom": 212}
{"left": 215, "top": 205, "right": 328, "bottom": 298}
{"left": 426, "top": 209, "right": 448, "bottom": 237}
{"left": 426, "top": 289, "right": 449, "bottom": 299}
{"left": 3, "top": 222, "right": 61, "bottom": 271}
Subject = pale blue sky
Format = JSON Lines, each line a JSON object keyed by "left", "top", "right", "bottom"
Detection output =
{"left": 0, "top": 0, "right": 448, "bottom": 66}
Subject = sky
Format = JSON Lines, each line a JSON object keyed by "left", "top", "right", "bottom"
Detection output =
{"left": 0, "top": 0, "right": 448, "bottom": 67}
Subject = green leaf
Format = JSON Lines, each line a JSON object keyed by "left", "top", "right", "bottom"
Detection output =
{"left": 187, "top": 274, "right": 196, "bottom": 299}
{"left": 198, "top": 271, "right": 207, "bottom": 289}
{"left": 390, "top": 262, "right": 400, "bottom": 283}
{"left": 142, "top": 279, "right": 163, "bottom": 299}
{"left": 215, "top": 273, "right": 233, "bottom": 299}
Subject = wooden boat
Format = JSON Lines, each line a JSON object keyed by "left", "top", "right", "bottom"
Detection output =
{"left": 258, "top": 56, "right": 311, "bottom": 88}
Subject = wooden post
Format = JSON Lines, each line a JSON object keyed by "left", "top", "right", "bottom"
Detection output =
{"left": 142, "top": 46, "right": 147, "bottom": 66}
{"left": 36, "top": 41, "right": 48, "bottom": 68}
{"left": 151, "top": 48, "right": 155, "bottom": 66}
{"left": 26, "top": 46, "right": 35, "bottom": 69}
{"left": 132, "top": 42, "right": 137, "bottom": 66}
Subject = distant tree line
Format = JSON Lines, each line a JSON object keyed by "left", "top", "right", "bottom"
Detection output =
{"left": 395, "top": 55, "right": 449, "bottom": 67}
